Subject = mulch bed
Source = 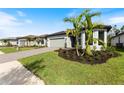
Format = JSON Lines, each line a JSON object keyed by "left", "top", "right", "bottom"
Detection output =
{"left": 58, "top": 48, "right": 120, "bottom": 65}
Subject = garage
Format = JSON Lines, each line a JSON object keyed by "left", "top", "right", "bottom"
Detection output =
{"left": 49, "top": 38, "right": 65, "bottom": 48}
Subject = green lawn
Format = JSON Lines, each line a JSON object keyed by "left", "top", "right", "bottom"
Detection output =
{"left": 19, "top": 51, "right": 124, "bottom": 85}
{"left": 0, "top": 47, "right": 36, "bottom": 53}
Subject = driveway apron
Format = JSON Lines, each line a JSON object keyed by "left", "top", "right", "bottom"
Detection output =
{"left": 0, "top": 47, "right": 58, "bottom": 85}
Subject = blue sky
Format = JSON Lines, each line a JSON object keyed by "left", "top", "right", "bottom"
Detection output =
{"left": 0, "top": 8, "right": 124, "bottom": 38}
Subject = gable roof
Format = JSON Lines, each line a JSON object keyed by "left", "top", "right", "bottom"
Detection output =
{"left": 82, "top": 25, "right": 112, "bottom": 32}
{"left": 0, "top": 37, "right": 17, "bottom": 41}
{"left": 111, "top": 31, "right": 124, "bottom": 39}
{"left": 39, "top": 34, "right": 48, "bottom": 38}
{"left": 47, "top": 25, "right": 112, "bottom": 37}
{"left": 47, "top": 31, "right": 66, "bottom": 36}
{"left": 17, "top": 35, "right": 37, "bottom": 39}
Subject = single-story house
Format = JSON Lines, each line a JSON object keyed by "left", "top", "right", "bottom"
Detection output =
{"left": 35, "top": 34, "right": 47, "bottom": 47}
{"left": 0, "top": 25, "right": 111, "bottom": 50}
{"left": 17, "top": 35, "right": 37, "bottom": 47}
{"left": 17, "top": 35, "right": 47, "bottom": 47}
{"left": 47, "top": 25, "right": 111, "bottom": 50}
{"left": 0, "top": 37, "right": 17, "bottom": 46}
{"left": 0, "top": 35, "right": 47, "bottom": 47}
{"left": 111, "top": 32, "right": 124, "bottom": 47}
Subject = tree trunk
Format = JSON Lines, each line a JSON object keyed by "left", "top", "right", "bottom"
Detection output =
{"left": 76, "top": 36, "right": 80, "bottom": 56}
{"left": 86, "top": 34, "right": 93, "bottom": 56}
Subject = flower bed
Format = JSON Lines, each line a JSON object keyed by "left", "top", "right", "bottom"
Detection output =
{"left": 58, "top": 48, "right": 120, "bottom": 65}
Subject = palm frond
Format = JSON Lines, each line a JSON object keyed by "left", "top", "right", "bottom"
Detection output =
{"left": 92, "top": 38, "right": 105, "bottom": 46}
{"left": 76, "top": 13, "right": 83, "bottom": 23}
{"left": 85, "top": 16, "right": 93, "bottom": 29}
{"left": 66, "top": 29, "right": 76, "bottom": 37}
{"left": 83, "top": 9, "right": 91, "bottom": 14}
{"left": 90, "top": 12, "right": 101, "bottom": 17}
{"left": 93, "top": 23, "right": 104, "bottom": 29}
{"left": 64, "top": 17, "right": 75, "bottom": 22}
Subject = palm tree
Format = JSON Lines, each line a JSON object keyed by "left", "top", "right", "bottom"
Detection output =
{"left": 36, "top": 37, "right": 41, "bottom": 46}
{"left": 64, "top": 13, "right": 84, "bottom": 56}
{"left": 25, "top": 35, "right": 36, "bottom": 47}
{"left": 121, "top": 25, "right": 124, "bottom": 31}
{"left": 3, "top": 39, "right": 8, "bottom": 46}
{"left": 81, "top": 9, "right": 104, "bottom": 55}
{"left": 113, "top": 25, "right": 120, "bottom": 35}
{"left": 64, "top": 9, "right": 105, "bottom": 56}
{"left": 26, "top": 37, "right": 32, "bottom": 46}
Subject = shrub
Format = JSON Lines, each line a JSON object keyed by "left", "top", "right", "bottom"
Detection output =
{"left": 106, "top": 46, "right": 116, "bottom": 52}
{"left": 93, "top": 46, "right": 97, "bottom": 51}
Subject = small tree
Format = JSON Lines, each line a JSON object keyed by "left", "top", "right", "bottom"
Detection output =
{"left": 64, "top": 9, "right": 105, "bottom": 56}
{"left": 81, "top": 9, "right": 105, "bottom": 55}
{"left": 25, "top": 36, "right": 36, "bottom": 47}
{"left": 3, "top": 39, "right": 8, "bottom": 46}
{"left": 26, "top": 37, "right": 32, "bottom": 46}
{"left": 120, "top": 25, "right": 124, "bottom": 31}
{"left": 36, "top": 38, "right": 41, "bottom": 46}
{"left": 64, "top": 13, "right": 84, "bottom": 56}
{"left": 113, "top": 25, "right": 120, "bottom": 35}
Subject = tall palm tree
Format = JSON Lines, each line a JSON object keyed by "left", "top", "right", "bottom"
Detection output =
{"left": 81, "top": 9, "right": 104, "bottom": 55}
{"left": 64, "top": 13, "right": 84, "bottom": 56}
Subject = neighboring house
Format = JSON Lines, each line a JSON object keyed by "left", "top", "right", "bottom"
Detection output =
{"left": 0, "top": 37, "right": 17, "bottom": 46}
{"left": 111, "top": 32, "right": 124, "bottom": 47}
{"left": 47, "top": 25, "right": 111, "bottom": 50}
{"left": 17, "top": 35, "right": 37, "bottom": 47}
{"left": 36, "top": 34, "right": 47, "bottom": 47}
{"left": 19, "top": 35, "right": 47, "bottom": 47}
{"left": 0, "top": 35, "right": 47, "bottom": 47}
{"left": 17, "top": 38, "right": 27, "bottom": 47}
{"left": 0, "top": 34, "right": 49, "bottom": 47}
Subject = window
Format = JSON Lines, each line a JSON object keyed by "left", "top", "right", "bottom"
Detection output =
{"left": 98, "top": 31, "right": 104, "bottom": 45}
{"left": 41, "top": 39, "right": 44, "bottom": 44}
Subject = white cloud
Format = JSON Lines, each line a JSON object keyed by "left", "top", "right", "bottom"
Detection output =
{"left": 0, "top": 11, "right": 33, "bottom": 39}
{"left": 17, "top": 10, "right": 26, "bottom": 17}
{"left": 0, "top": 11, "right": 23, "bottom": 27}
{"left": 0, "top": 11, "right": 32, "bottom": 28}
{"left": 25, "top": 19, "right": 32, "bottom": 24}
{"left": 108, "top": 16, "right": 124, "bottom": 24}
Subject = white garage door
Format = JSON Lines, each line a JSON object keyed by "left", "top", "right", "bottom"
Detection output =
{"left": 50, "top": 38, "right": 65, "bottom": 48}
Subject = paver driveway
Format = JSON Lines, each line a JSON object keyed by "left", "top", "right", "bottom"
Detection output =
{"left": 0, "top": 47, "right": 58, "bottom": 85}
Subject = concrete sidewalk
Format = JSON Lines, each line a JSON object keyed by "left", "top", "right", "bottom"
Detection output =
{"left": 0, "top": 60, "right": 45, "bottom": 85}
{"left": 0, "top": 47, "right": 58, "bottom": 85}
